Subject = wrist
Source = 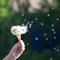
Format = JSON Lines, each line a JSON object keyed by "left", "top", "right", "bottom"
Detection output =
{"left": 3, "top": 53, "right": 16, "bottom": 60}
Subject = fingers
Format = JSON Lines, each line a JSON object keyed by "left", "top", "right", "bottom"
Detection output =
{"left": 13, "top": 40, "right": 25, "bottom": 59}
{"left": 10, "top": 40, "right": 25, "bottom": 55}
{"left": 17, "top": 43, "right": 22, "bottom": 53}
{"left": 17, "top": 40, "right": 25, "bottom": 53}
{"left": 19, "top": 40, "right": 25, "bottom": 51}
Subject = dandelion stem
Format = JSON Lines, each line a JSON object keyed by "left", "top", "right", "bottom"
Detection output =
{"left": 16, "top": 34, "right": 21, "bottom": 42}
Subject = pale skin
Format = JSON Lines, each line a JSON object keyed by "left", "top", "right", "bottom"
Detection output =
{"left": 3, "top": 40, "right": 25, "bottom": 60}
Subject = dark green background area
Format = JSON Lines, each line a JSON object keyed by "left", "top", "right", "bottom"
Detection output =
{"left": 0, "top": 0, "right": 60, "bottom": 60}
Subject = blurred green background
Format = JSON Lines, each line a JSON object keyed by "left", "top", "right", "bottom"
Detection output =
{"left": 0, "top": 0, "right": 60, "bottom": 60}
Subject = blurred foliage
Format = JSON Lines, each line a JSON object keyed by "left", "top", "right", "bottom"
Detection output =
{"left": 0, "top": 0, "right": 14, "bottom": 18}
{"left": 0, "top": 0, "right": 60, "bottom": 60}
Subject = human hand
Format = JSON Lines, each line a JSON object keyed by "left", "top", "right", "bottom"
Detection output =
{"left": 3, "top": 40, "right": 25, "bottom": 60}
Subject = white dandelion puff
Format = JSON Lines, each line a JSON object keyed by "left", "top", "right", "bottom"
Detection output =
{"left": 11, "top": 25, "right": 28, "bottom": 41}
{"left": 11, "top": 25, "right": 28, "bottom": 35}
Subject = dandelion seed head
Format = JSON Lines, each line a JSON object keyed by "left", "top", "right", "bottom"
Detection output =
{"left": 11, "top": 25, "right": 28, "bottom": 35}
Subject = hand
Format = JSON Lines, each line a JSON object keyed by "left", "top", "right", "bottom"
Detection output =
{"left": 3, "top": 40, "right": 25, "bottom": 60}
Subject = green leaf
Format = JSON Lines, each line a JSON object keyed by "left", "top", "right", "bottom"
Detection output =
{"left": 1, "top": 7, "right": 8, "bottom": 17}
{"left": 1, "top": 0, "right": 6, "bottom": 6}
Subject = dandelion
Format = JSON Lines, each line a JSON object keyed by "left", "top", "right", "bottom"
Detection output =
{"left": 11, "top": 25, "right": 28, "bottom": 42}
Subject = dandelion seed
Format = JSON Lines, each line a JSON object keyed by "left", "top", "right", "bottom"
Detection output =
{"left": 46, "top": 38, "right": 48, "bottom": 40}
{"left": 57, "top": 49, "right": 59, "bottom": 52}
{"left": 22, "top": 23, "right": 25, "bottom": 26}
{"left": 22, "top": 13, "right": 24, "bottom": 16}
{"left": 26, "top": 43, "right": 29, "bottom": 45}
{"left": 44, "top": 33, "right": 47, "bottom": 36}
{"left": 35, "top": 18, "right": 38, "bottom": 20}
{"left": 50, "top": 57, "right": 53, "bottom": 60}
{"left": 26, "top": 24, "right": 29, "bottom": 26}
{"left": 29, "top": 23, "right": 32, "bottom": 26}
{"left": 35, "top": 37, "right": 39, "bottom": 40}
{"left": 47, "top": 13, "right": 50, "bottom": 16}
{"left": 57, "top": 18, "right": 59, "bottom": 21}
{"left": 54, "top": 37, "right": 56, "bottom": 39}
{"left": 52, "top": 8, "right": 54, "bottom": 9}
{"left": 31, "top": 21, "right": 33, "bottom": 23}
{"left": 54, "top": 47, "right": 56, "bottom": 50}
{"left": 27, "top": 22, "right": 30, "bottom": 24}
{"left": 29, "top": 25, "right": 32, "bottom": 28}
{"left": 24, "top": 19, "right": 27, "bottom": 22}
{"left": 41, "top": 22, "right": 44, "bottom": 26}
{"left": 51, "top": 24, "right": 54, "bottom": 27}
{"left": 53, "top": 32, "right": 56, "bottom": 34}
{"left": 51, "top": 28, "right": 55, "bottom": 32}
